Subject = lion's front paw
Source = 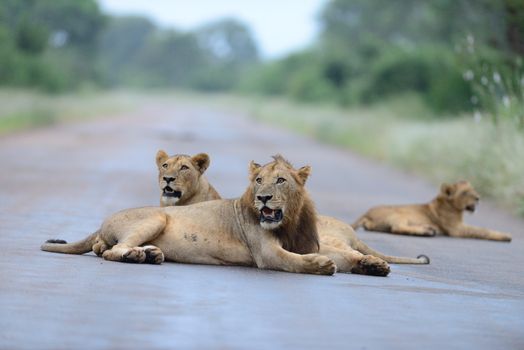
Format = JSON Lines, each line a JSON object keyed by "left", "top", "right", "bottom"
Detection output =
{"left": 498, "top": 232, "right": 512, "bottom": 242}
{"left": 423, "top": 226, "right": 438, "bottom": 237}
{"left": 351, "top": 255, "right": 390, "bottom": 277}
{"left": 143, "top": 245, "right": 164, "bottom": 264}
{"left": 303, "top": 254, "right": 336, "bottom": 275}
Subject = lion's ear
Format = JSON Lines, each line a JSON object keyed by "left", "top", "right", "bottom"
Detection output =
{"left": 297, "top": 165, "right": 311, "bottom": 185}
{"left": 440, "top": 183, "right": 455, "bottom": 197}
{"left": 156, "top": 150, "right": 169, "bottom": 168}
{"left": 191, "top": 153, "right": 210, "bottom": 174}
{"left": 249, "top": 161, "right": 261, "bottom": 179}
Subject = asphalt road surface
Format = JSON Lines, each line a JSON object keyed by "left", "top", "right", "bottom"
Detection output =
{"left": 1, "top": 100, "right": 523, "bottom": 349}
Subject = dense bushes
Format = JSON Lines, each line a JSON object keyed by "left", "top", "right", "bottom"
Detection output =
{"left": 239, "top": 47, "right": 473, "bottom": 113}
{"left": 239, "top": 0, "right": 522, "bottom": 115}
{"left": 362, "top": 48, "right": 472, "bottom": 113}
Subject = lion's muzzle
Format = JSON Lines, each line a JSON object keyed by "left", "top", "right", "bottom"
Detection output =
{"left": 466, "top": 198, "right": 479, "bottom": 212}
{"left": 260, "top": 206, "right": 283, "bottom": 223}
{"left": 163, "top": 186, "right": 182, "bottom": 198}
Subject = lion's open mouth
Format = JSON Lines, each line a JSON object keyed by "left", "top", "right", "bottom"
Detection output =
{"left": 163, "top": 186, "right": 182, "bottom": 198}
{"left": 466, "top": 204, "right": 476, "bottom": 212}
{"left": 260, "top": 207, "right": 283, "bottom": 223}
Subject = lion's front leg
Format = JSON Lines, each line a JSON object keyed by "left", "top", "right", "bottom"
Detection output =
{"left": 390, "top": 221, "right": 439, "bottom": 237}
{"left": 448, "top": 224, "right": 512, "bottom": 241}
{"left": 254, "top": 237, "right": 336, "bottom": 275}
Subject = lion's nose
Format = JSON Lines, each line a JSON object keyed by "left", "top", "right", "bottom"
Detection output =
{"left": 257, "top": 195, "right": 273, "bottom": 204}
{"left": 163, "top": 177, "right": 175, "bottom": 183}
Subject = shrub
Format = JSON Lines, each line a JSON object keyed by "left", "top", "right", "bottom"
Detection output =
{"left": 361, "top": 47, "right": 472, "bottom": 113}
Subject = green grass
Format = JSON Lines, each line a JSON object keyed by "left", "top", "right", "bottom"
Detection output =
{"left": 0, "top": 89, "right": 135, "bottom": 134}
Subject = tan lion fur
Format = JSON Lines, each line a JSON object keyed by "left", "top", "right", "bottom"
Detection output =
{"left": 41, "top": 157, "right": 343, "bottom": 276}
{"left": 352, "top": 181, "right": 512, "bottom": 242}
{"left": 158, "top": 153, "right": 426, "bottom": 267}
{"left": 241, "top": 155, "right": 320, "bottom": 254}
{"left": 42, "top": 156, "right": 398, "bottom": 276}
{"left": 156, "top": 150, "right": 220, "bottom": 206}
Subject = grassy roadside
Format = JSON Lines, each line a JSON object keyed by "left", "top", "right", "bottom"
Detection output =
{"left": 214, "top": 93, "right": 524, "bottom": 217}
{"left": 0, "top": 89, "right": 137, "bottom": 135}
{"left": 1, "top": 89, "right": 522, "bottom": 216}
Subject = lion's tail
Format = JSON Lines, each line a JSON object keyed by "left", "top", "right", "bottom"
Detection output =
{"left": 40, "top": 231, "right": 99, "bottom": 255}
{"left": 354, "top": 238, "right": 430, "bottom": 265}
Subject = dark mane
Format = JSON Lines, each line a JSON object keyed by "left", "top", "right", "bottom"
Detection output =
{"left": 275, "top": 191, "right": 319, "bottom": 254}
{"left": 240, "top": 158, "right": 320, "bottom": 255}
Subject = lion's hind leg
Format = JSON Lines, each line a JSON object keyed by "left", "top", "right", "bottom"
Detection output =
{"left": 92, "top": 236, "right": 109, "bottom": 257}
{"left": 143, "top": 245, "right": 165, "bottom": 264}
{"left": 356, "top": 216, "right": 392, "bottom": 233}
{"left": 102, "top": 245, "right": 164, "bottom": 264}
{"left": 350, "top": 255, "right": 391, "bottom": 276}
{"left": 101, "top": 213, "right": 167, "bottom": 264}
{"left": 319, "top": 244, "right": 390, "bottom": 277}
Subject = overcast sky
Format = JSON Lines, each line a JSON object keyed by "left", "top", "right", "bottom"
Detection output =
{"left": 97, "top": 0, "right": 328, "bottom": 59}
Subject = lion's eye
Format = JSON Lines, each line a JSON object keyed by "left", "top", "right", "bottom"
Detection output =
{"left": 256, "top": 178, "right": 262, "bottom": 184}
{"left": 162, "top": 163, "right": 168, "bottom": 169}
{"left": 180, "top": 165, "right": 189, "bottom": 170}
{"left": 276, "top": 177, "right": 286, "bottom": 184}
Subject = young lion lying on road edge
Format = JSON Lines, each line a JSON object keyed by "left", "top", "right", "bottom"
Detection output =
{"left": 41, "top": 156, "right": 391, "bottom": 276}
{"left": 352, "top": 181, "right": 512, "bottom": 242}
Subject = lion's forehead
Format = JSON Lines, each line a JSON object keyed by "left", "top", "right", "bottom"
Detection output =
{"left": 457, "top": 183, "right": 476, "bottom": 193}
{"left": 159, "top": 157, "right": 197, "bottom": 180}
{"left": 164, "top": 156, "right": 191, "bottom": 167}
{"left": 259, "top": 163, "right": 293, "bottom": 178}
{"left": 455, "top": 180, "right": 472, "bottom": 188}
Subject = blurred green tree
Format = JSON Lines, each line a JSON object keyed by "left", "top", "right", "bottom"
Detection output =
{"left": 242, "top": 0, "right": 523, "bottom": 114}
{"left": 192, "top": 18, "right": 259, "bottom": 90}
{"left": 97, "top": 16, "right": 156, "bottom": 86}
{"left": 0, "top": 0, "right": 105, "bottom": 91}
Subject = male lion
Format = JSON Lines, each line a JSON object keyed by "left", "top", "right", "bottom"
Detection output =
{"left": 42, "top": 156, "right": 394, "bottom": 276}
{"left": 352, "top": 181, "right": 512, "bottom": 242}
{"left": 155, "top": 151, "right": 429, "bottom": 267}
{"left": 156, "top": 150, "right": 220, "bottom": 206}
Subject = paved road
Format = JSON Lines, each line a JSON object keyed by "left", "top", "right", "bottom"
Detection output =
{"left": 1, "top": 100, "right": 523, "bottom": 349}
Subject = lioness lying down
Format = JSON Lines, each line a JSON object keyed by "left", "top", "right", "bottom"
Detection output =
{"left": 42, "top": 156, "right": 394, "bottom": 276}
{"left": 155, "top": 151, "right": 428, "bottom": 266}
{"left": 352, "top": 181, "right": 512, "bottom": 242}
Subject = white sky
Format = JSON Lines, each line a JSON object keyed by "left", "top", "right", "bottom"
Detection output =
{"left": 97, "top": 0, "right": 328, "bottom": 59}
